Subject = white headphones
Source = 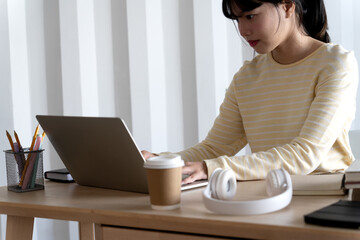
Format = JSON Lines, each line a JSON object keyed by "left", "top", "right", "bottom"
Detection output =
{"left": 203, "top": 168, "right": 292, "bottom": 215}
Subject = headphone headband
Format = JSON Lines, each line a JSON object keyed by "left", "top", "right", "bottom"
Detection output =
{"left": 202, "top": 168, "right": 293, "bottom": 215}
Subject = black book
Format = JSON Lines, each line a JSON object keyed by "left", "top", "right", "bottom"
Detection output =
{"left": 304, "top": 200, "right": 360, "bottom": 229}
{"left": 44, "top": 168, "right": 74, "bottom": 183}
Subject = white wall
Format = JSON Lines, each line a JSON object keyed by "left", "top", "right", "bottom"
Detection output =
{"left": 0, "top": 0, "right": 358, "bottom": 239}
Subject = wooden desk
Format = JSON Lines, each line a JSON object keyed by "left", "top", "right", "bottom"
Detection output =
{"left": 0, "top": 181, "right": 359, "bottom": 240}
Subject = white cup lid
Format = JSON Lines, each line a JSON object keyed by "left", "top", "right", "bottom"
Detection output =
{"left": 144, "top": 154, "right": 184, "bottom": 169}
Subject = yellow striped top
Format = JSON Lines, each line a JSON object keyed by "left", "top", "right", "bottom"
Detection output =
{"left": 176, "top": 43, "right": 359, "bottom": 180}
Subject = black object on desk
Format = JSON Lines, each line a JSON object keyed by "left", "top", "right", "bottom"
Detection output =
{"left": 304, "top": 200, "right": 360, "bottom": 229}
{"left": 44, "top": 168, "right": 74, "bottom": 183}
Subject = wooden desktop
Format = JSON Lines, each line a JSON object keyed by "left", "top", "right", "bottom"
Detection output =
{"left": 0, "top": 180, "right": 358, "bottom": 240}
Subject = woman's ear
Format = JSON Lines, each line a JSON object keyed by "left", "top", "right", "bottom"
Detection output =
{"left": 282, "top": 1, "right": 296, "bottom": 18}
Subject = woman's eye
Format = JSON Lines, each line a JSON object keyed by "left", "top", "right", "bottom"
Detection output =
{"left": 246, "top": 14, "right": 255, "bottom": 20}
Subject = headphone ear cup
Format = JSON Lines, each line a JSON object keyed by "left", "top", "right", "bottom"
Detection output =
{"left": 209, "top": 168, "right": 223, "bottom": 199}
{"left": 214, "top": 169, "right": 237, "bottom": 200}
{"left": 266, "top": 169, "right": 287, "bottom": 196}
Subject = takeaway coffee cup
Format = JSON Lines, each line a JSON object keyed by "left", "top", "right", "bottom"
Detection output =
{"left": 144, "top": 154, "right": 184, "bottom": 210}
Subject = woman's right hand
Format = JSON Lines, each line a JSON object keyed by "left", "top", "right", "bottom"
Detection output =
{"left": 141, "top": 150, "right": 158, "bottom": 160}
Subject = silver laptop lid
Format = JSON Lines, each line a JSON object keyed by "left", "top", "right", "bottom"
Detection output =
{"left": 36, "top": 115, "right": 149, "bottom": 193}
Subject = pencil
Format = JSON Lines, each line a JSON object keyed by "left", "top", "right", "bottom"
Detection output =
{"left": 6, "top": 131, "right": 15, "bottom": 152}
{"left": 19, "top": 124, "right": 40, "bottom": 187}
{"left": 14, "top": 130, "right": 22, "bottom": 149}
{"left": 41, "top": 131, "right": 46, "bottom": 142}
{"left": 29, "top": 124, "right": 40, "bottom": 151}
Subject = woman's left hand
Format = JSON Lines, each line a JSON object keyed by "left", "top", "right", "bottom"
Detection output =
{"left": 182, "top": 161, "right": 208, "bottom": 184}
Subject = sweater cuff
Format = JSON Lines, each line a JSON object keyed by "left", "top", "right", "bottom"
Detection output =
{"left": 204, "top": 157, "right": 226, "bottom": 178}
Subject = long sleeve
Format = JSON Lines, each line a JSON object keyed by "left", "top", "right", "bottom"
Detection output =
{"left": 176, "top": 44, "right": 359, "bottom": 180}
{"left": 175, "top": 80, "right": 248, "bottom": 162}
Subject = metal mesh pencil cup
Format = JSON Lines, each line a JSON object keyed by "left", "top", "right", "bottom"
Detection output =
{"left": 4, "top": 148, "right": 44, "bottom": 192}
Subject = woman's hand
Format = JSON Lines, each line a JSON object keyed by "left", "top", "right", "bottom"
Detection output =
{"left": 141, "top": 150, "right": 158, "bottom": 160}
{"left": 182, "top": 161, "right": 208, "bottom": 184}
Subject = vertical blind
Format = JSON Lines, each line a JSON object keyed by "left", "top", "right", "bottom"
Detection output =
{"left": 0, "top": 0, "right": 359, "bottom": 239}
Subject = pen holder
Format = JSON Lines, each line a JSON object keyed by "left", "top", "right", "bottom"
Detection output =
{"left": 4, "top": 148, "right": 45, "bottom": 192}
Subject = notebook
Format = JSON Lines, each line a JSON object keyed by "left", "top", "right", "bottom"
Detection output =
{"left": 304, "top": 200, "right": 360, "bottom": 229}
{"left": 345, "top": 160, "right": 360, "bottom": 188}
{"left": 36, "top": 115, "right": 207, "bottom": 193}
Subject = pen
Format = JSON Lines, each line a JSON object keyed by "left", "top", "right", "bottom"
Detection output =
{"left": 30, "top": 133, "right": 45, "bottom": 188}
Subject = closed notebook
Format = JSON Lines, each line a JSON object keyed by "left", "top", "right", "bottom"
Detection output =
{"left": 44, "top": 168, "right": 74, "bottom": 182}
{"left": 304, "top": 200, "right": 360, "bottom": 229}
{"left": 345, "top": 160, "right": 360, "bottom": 187}
{"left": 291, "top": 173, "right": 345, "bottom": 195}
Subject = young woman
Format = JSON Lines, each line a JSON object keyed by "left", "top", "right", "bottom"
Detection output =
{"left": 143, "top": 0, "right": 359, "bottom": 184}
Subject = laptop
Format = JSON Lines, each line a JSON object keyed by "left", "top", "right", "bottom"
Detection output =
{"left": 36, "top": 115, "right": 207, "bottom": 193}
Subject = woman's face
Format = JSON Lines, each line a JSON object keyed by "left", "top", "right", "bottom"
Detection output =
{"left": 233, "top": 2, "right": 291, "bottom": 54}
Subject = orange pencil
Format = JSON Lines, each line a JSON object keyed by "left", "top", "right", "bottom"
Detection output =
{"left": 6, "top": 131, "right": 15, "bottom": 152}
{"left": 40, "top": 132, "right": 46, "bottom": 149}
{"left": 19, "top": 125, "right": 40, "bottom": 186}
{"left": 41, "top": 131, "right": 46, "bottom": 142}
{"left": 14, "top": 130, "right": 23, "bottom": 149}
{"left": 29, "top": 124, "right": 39, "bottom": 151}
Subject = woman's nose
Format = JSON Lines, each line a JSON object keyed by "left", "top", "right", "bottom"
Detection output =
{"left": 238, "top": 21, "right": 251, "bottom": 37}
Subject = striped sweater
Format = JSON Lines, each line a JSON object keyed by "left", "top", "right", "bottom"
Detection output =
{"left": 176, "top": 43, "right": 359, "bottom": 180}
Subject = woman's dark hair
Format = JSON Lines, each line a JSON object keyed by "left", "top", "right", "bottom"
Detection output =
{"left": 222, "top": 0, "right": 330, "bottom": 43}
